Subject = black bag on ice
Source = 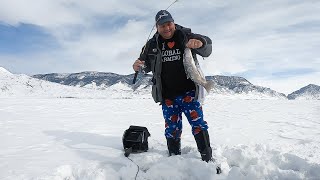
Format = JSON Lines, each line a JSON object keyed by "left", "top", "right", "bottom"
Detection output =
{"left": 122, "top": 125, "right": 150, "bottom": 157}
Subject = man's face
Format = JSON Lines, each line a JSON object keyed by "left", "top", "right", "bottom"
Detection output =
{"left": 157, "top": 21, "right": 176, "bottom": 39}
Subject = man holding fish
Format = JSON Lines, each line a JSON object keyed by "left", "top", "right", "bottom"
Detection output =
{"left": 132, "top": 10, "right": 215, "bottom": 164}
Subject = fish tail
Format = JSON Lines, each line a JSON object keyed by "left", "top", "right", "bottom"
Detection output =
{"left": 204, "top": 80, "right": 214, "bottom": 93}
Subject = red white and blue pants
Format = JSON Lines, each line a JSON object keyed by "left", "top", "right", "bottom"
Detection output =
{"left": 162, "top": 90, "right": 209, "bottom": 139}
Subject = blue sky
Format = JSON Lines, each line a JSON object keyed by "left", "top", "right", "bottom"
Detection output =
{"left": 0, "top": 23, "right": 59, "bottom": 54}
{"left": 0, "top": 0, "right": 319, "bottom": 94}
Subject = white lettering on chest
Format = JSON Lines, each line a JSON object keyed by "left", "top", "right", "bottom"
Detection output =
{"left": 161, "top": 49, "right": 181, "bottom": 62}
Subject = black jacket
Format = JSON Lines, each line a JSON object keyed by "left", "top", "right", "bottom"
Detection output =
{"left": 139, "top": 24, "right": 212, "bottom": 103}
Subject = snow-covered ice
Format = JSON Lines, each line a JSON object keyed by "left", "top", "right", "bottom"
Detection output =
{"left": 1, "top": 67, "right": 320, "bottom": 179}
{"left": 1, "top": 98, "right": 319, "bottom": 180}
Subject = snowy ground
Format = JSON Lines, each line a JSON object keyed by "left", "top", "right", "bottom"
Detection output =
{"left": 1, "top": 98, "right": 320, "bottom": 180}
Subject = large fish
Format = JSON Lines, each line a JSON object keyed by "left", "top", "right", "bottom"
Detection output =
{"left": 183, "top": 48, "right": 214, "bottom": 93}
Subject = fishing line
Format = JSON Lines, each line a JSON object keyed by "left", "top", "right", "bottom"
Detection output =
{"left": 129, "top": 2, "right": 180, "bottom": 178}
{"left": 142, "top": 0, "right": 179, "bottom": 54}
{"left": 127, "top": 156, "right": 140, "bottom": 180}
{"left": 133, "top": 0, "right": 180, "bottom": 84}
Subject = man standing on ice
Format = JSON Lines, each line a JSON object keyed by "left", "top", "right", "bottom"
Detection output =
{"left": 132, "top": 10, "right": 214, "bottom": 162}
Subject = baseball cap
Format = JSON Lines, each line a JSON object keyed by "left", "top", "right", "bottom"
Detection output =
{"left": 155, "top": 10, "right": 174, "bottom": 25}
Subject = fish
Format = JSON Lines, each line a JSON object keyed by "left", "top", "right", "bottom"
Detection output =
{"left": 183, "top": 48, "right": 214, "bottom": 93}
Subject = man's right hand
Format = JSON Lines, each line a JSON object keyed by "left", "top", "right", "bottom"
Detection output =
{"left": 133, "top": 59, "right": 145, "bottom": 72}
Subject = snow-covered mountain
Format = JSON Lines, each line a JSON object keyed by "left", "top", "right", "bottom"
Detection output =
{"left": 287, "top": 84, "right": 320, "bottom": 100}
{"left": 3, "top": 67, "right": 319, "bottom": 100}
{"left": 0, "top": 67, "right": 152, "bottom": 99}
{"left": 206, "top": 75, "right": 287, "bottom": 99}
{"left": 0, "top": 67, "right": 111, "bottom": 98}
{"left": 33, "top": 71, "right": 287, "bottom": 99}
{"left": 32, "top": 71, "right": 146, "bottom": 89}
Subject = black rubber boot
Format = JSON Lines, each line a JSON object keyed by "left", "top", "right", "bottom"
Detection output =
{"left": 167, "top": 138, "right": 181, "bottom": 156}
{"left": 194, "top": 130, "right": 212, "bottom": 162}
{"left": 194, "top": 130, "right": 222, "bottom": 174}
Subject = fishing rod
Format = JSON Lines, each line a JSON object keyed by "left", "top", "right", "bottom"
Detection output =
{"left": 128, "top": 3, "right": 180, "bottom": 180}
{"left": 132, "top": 0, "right": 179, "bottom": 84}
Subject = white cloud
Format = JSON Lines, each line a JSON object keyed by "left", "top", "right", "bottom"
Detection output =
{"left": 0, "top": 0, "right": 150, "bottom": 27}
{"left": 50, "top": 19, "right": 151, "bottom": 73}
{"left": 0, "top": 0, "right": 81, "bottom": 27}
{"left": 0, "top": 0, "right": 319, "bottom": 93}
{"left": 197, "top": 1, "right": 320, "bottom": 86}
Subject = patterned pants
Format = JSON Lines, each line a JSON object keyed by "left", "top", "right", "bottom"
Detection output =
{"left": 162, "top": 90, "right": 209, "bottom": 139}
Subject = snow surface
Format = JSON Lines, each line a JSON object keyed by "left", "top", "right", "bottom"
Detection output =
{"left": 0, "top": 67, "right": 12, "bottom": 75}
{"left": 1, "top": 67, "right": 320, "bottom": 179}
{"left": 1, "top": 98, "right": 320, "bottom": 180}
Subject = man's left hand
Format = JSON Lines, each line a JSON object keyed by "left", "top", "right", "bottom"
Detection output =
{"left": 186, "top": 39, "right": 203, "bottom": 49}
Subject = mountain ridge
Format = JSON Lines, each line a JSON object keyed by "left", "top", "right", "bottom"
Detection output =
{"left": 32, "top": 71, "right": 289, "bottom": 99}
{"left": 287, "top": 84, "right": 320, "bottom": 100}
{"left": 1, "top": 67, "right": 319, "bottom": 99}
